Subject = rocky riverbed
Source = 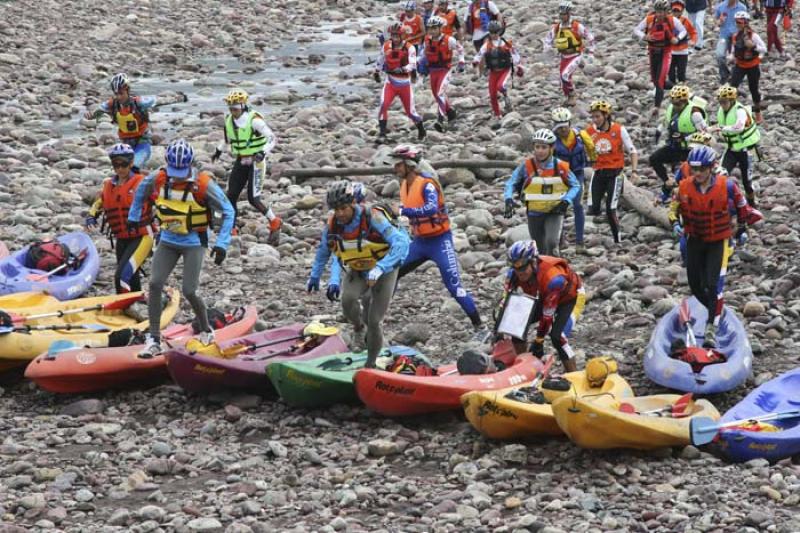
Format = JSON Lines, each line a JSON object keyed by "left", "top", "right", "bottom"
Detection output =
{"left": 1, "top": 0, "right": 800, "bottom": 531}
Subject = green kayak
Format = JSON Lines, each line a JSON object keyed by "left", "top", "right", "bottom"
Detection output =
{"left": 266, "top": 346, "right": 419, "bottom": 408}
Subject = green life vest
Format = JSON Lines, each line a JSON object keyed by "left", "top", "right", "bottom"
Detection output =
{"left": 716, "top": 101, "right": 761, "bottom": 152}
{"left": 665, "top": 97, "right": 707, "bottom": 148}
{"left": 224, "top": 111, "right": 268, "bottom": 156}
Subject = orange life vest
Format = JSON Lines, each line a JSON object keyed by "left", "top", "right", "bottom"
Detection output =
{"left": 733, "top": 29, "right": 761, "bottom": 68}
{"left": 436, "top": 8, "right": 459, "bottom": 38}
{"left": 400, "top": 175, "right": 450, "bottom": 238}
{"left": 151, "top": 169, "right": 212, "bottom": 234}
{"left": 383, "top": 41, "right": 411, "bottom": 76}
{"left": 424, "top": 35, "right": 454, "bottom": 68}
{"left": 586, "top": 122, "right": 625, "bottom": 170}
{"left": 101, "top": 173, "right": 152, "bottom": 239}
{"left": 107, "top": 96, "right": 150, "bottom": 140}
{"left": 552, "top": 20, "right": 583, "bottom": 54}
{"left": 677, "top": 174, "right": 733, "bottom": 242}
{"left": 672, "top": 15, "right": 695, "bottom": 52}
{"left": 518, "top": 256, "right": 581, "bottom": 303}
{"left": 644, "top": 13, "right": 675, "bottom": 49}
{"left": 400, "top": 13, "right": 425, "bottom": 45}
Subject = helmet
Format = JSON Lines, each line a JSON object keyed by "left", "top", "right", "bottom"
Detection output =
{"left": 390, "top": 144, "right": 421, "bottom": 165}
{"left": 671, "top": 0, "right": 686, "bottom": 7}
{"left": 108, "top": 143, "right": 135, "bottom": 161}
{"left": 388, "top": 22, "right": 403, "bottom": 36}
{"left": 110, "top": 73, "right": 129, "bottom": 93}
{"left": 531, "top": 128, "right": 557, "bottom": 145}
{"left": 734, "top": 10, "right": 750, "bottom": 21}
{"left": 653, "top": 0, "right": 670, "bottom": 12}
{"left": 688, "top": 131, "right": 713, "bottom": 146}
{"left": 326, "top": 181, "right": 355, "bottom": 208}
{"left": 507, "top": 240, "right": 539, "bottom": 267}
{"left": 669, "top": 84, "right": 691, "bottom": 101}
{"left": 687, "top": 146, "right": 718, "bottom": 168}
{"left": 437, "top": 0, "right": 448, "bottom": 4}
{"left": 403, "top": 0, "right": 416, "bottom": 10}
{"left": 589, "top": 99, "right": 612, "bottom": 114}
{"left": 165, "top": 139, "right": 194, "bottom": 178}
{"left": 551, "top": 107, "right": 572, "bottom": 125}
{"left": 559, "top": 1, "right": 573, "bottom": 13}
{"left": 717, "top": 84, "right": 738, "bottom": 100}
{"left": 426, "top": 15, "right": 445, "bottom": 28}
{"left": 488, "top": 20, "right": 503, "bottom": 34}
{"left": 352, "top": 182, "right": 367, "bottom": 204}
{"left": 223, "top": 88, "right": 249, "bottom": 106}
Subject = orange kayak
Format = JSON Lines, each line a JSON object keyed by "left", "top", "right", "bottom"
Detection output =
{"left": 25, "top": 306, "right": 258, "bottom": 393}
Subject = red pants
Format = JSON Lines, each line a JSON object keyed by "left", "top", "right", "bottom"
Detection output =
{"left": 429, "top": 68, "right": 452, "bottom": 117}
{"left": 766, "top": 8, "right": 784, "bottom": 53}
{"left": 649, "top": 48, "right": 672, "bottom": 107}
{"left": 378, "top": 77, "right": 421, "bottom": 123}
{"left": 558, "top": 54, "right": 582, "bottom": 96}
{"left": 488, "top": 68, "right": 512, "bottom": 117}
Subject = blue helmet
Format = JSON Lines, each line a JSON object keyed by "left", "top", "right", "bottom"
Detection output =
{"left": 507, "top": 240, "right": 539, "bottom": 267}
{"left": 687, "top": 146, "right": 717, "bottom": 168}
{"left": 403, "top": 0, "right": 417, "bottom": 10}
{"left": 352, "top": 183, "right": 367, "bottom": 204}
{"left": 165, "top": 139, "right": 194, "bottom": 178}
{"left": 108, "top": 143, "right": 135, "bottom": 160}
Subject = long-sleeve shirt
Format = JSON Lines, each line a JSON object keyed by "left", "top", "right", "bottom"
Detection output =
{"left": 376, "top": 43, "right": 418, "bottom": 84}
{"left": 544, "top": 20, "right": 596, "bottom": 55}
{"left": 504, "top": 157, "right": 581, "bottom": 215}
{"left": 128, "top": 169, "right": 235, "bottom": 251}
{"left": 714, "top": 1, "right": 750, "bottom": 39}
{"left": 400, "top": 180, "right": 440, "bottom": 219}
{"left": 633, "top": 16, "right": 688, "bottom": 45}
{"left": 668, "top": 175, "right": 749, "bottom": 225}
{"left": 728, "top": 31, "right": 767, "bottom": 57}
{"left": 719, "top": 106, "right": 750, "bottom": 134}
{"left": 216, "top": 111, "right": 276, "bottom": 155}
{"left": 472, "top": 37, "right": 521, "bottom": 66}
{"left": 419, "top": 36, "right": 466, "bottom": 67}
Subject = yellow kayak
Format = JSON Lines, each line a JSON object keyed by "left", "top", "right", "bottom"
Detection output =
{"left": 461, "top": 357, "right": 634, "bottom": 440}
{"left": 0, "top": 290, "right": 178, "bottom": 363}
{"left": 552, "top": 393, "right": 721, "bottom": 450}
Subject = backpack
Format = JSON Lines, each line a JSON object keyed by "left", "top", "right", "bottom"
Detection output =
{"left": 26, "top": 241, "right": 71, "bottom": 272}
{"left": 388, "top": 353, "right": 437, "bottom": 376}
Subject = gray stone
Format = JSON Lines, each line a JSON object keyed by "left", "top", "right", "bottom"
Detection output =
{"left": 267, "top": 440, "right": 288, "bottom": 458}
{"left": 61, "top": 398, "right": 104, "bottom": 416}
{"left": 504, "top": 224, "right": 530, "bottom": 246}
{"left": 139, "top": 505, "right": 166, "bottom": 521}
{"left": 459, "top": 251, "right": 495, "bottom": 271}
{"left": 440, "top": 168, "right": 477, "bottom": 187}
{"left": 638, "top": 226, "right": 670, "bottom": 243}
{"left": 151, "top": 441, "right": 172, "bottom": 458}
{"left": 393, "top": 323, "right": 431, "bottom": 345}
{"left": 367, "top": 439, "right": 404, "bottom": 457}
{"left": 463, "top": 208, "right": 494, "bottom": 230}
{"left": 500, "top": 444, "right": 528, "bottom": 464}
{"left": 19, "top": 493, "right": 46, "bottom": 510}
{"left": 295, "top": 195, "right": 321, "bottom": 210}
{"left": 187, "top": 517, "right": 223, "bottom": 531}
{"left": 74, "top": 488, "right": 94, "bottom": 502}
{"left": 109, "top": 509, "right": 131, "bottom": 526}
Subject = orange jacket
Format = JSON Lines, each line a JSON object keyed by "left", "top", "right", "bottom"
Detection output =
{"left": 644, "top": 13, "right": 676, "bottom": 49}
{"left": 586, "top": 122, "right": 625, "bottom": 170}
{"left": 424, "top": 35, "right": 454, "bottom": 68}
{"left": 517, "top": 256, "right": 581, "bottom": 303}
{"left": 436, "top": 8, "right": 460, "bottom": 38}
{"left": 383, "top": 41, "right": 412, "bottom": 75}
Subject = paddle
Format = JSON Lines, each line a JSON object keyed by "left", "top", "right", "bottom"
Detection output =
{"left": 690, "top": 410, "right": 800, "bottom": 446}
{"left": 678, "top": 298, "right": 697, "bottom": 347}
{"left": 318, "top": 354, "right": 368, "bottom": 371}
{"left": 0, "top": 241, "right": 9, "bottom": 260}
{"left": 7, "top": 293, "right": 144, "bottom": 325}
{"left": 26, "top": 248, "right": 89, "bottom": 282}
{"left": 187, "top": 322, "right": 339, "bottom": 358}
{"left": 0, "top": 323, "right": 111, "bottom": 334}
{"left": 619, "top": 393, "right": 694, "bottom": 417}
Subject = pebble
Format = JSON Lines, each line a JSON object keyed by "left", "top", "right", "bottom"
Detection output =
{"left": 187, "top": 517, "right": 224, "bottom": 531}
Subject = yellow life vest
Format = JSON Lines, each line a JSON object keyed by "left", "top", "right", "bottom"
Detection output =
{"left": 522, "top": 159, "right": 572, "bottom": 213}
{"left": 152, "top": 170, "right": 211, "bottom": 235}
{"left": 554, "top": 20, "right": 583, "bottom": 54}
{"left": 327, "top": 206, "right": 391, "bottom": 271}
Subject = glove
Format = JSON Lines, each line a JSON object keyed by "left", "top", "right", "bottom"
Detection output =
{"left": 530, "top": 337, "right": 545, "bottom": 358}
{"left": 211, "top": 148, "right": 222, "bottom": 163}
{"left": 736, "top": 224, "right": 748, "bottom": 247}
{"left": 254, "top": 152, "right": 265, "bottom": 163}
{"left": 457, "top": 62, "right": 465, "bottom": 73}
{"left": 210, "top": 246, "right": 226, "bottom": 266}
{"left": 515, "top": 66, "right": 524, "bottom": 78}
{"left": 85, "top": 216, "right": 98, "bottom": 229}
{"left": 551, "top": 200, "right": 570, "bottom": 215}
{"left": 373, "top": 71, "right": 381, "bottom": 83}
{"left": 326, "top": 283, "right": 340, "bottom": 302}
{"left": 504, "top": 199, "right": 514, "bottom": 219}
{"left": 127, "top": 220, "right": 139, "bottom": 235}
{"left": 307, "top": 277, "right": 320, "bottom": 293}
{"left": 672, "top": 223, "right": 684, "bottom": 239}
{"left": 367, "top": 266, "right": 383, "bottom": 283}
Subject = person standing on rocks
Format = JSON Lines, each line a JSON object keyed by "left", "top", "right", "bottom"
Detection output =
{"left": 726, "top": 11, "right": 766, "bottom": 124}
{"left": 307, "top": 181, "right": 410, "bottom": 368}
{"left": 686, "top": 0, "right": 712, "bottom": 50}
{"left": 544, "top": 1, "right": 595, "bottom": 107}
{"left": 504, "top": 129, "right": 580, "bottom": 256}
{"left": 436, "top": 0, "right": 463, "bottom": 41}
{"left": 472, "top": 20, "right": 522, "bottom": 128}
{"left": 551, "top": 107, "right": 596, "bottom": 255}
{"left": 85, "top": 143, "right": 155, "bottom": 293}
{"left": 374, "top": 23, "right": 427, "bottom": 141}
{"left": 420, "top": 16, "right": 465, "bottom": 132}
{"left": 399, "top": 1, "right": 425, "bottom": 52}
{"left": 584, "top": 99, "right": 640, "bottom": 246}
{"left": 713, "top": 0, "right": 749, "bottom": 84}
{"left": 127, "top": 139, "right": 235, "bottom": 358}
{"left": 764, "top": 0, "right": 792, "bottom": 56}
{"left": 668, "top": 1, "right": 698, "bottom": 85}
{"left": 211, "top": 89, "right": 281, "bottom": 245}
{"left": 465, "top": 0, "right": 504, "bottom": 52}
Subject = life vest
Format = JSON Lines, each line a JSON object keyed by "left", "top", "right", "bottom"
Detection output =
{"left": 400, "top": 175, "right": 450, "bottom": 237}
{"left": 733, "top": 29, "right": 761, "bottom": 68}
{"left": 521, "top": 158, "right": 572, "bottom": 213}
{"left": 466, "top": 0, "right": 500, "bottom": 34}
{"left": 677, "top": 174, "right": 733, "bottom": 242}
{"left": 101, "top": 173, "right": 153, "bottom": 239}
{"left": 26, "top": 241, "right": 71, "bottom": 272}
{"left": 644, "top": 13, "right": 675, "bottom": 49}
{"left": 223, "top": 111, "right": 268, "bottom": 157}
{"left": 485, "top": 38, "right": 513, "bottom": 71}
{"left": 553, "top": 20, "right": 583, "bottom": 54}
{"left": 400, "top": 13, "right": 424, "bottom": 46}
{"left": 327, "top": 205, "right": 392, "bottom": 271}
{"left": 383, "top": 41, "right": 411, "bottom": 75}
{"left": 554, "top": 129, "right": 588, "bottom": 174}
{"left": 151, "top": 169, "right": 212, "bottom": 236}
{"left": 436, "top": 8, "right": 459, "bottom": 38}
{"left": 717, "top": 101, "right": 761, "bottom": 151}
{"left": 672, "top": 15, "right": 694, "bottom": 52}
{"left": 424, "top": 35, "right": 453, "bottom": 69}
{"left": 108, "top": 96, "right": 149, "bottom": 140}
{"left": 585, "top": 122, "right": 625, "bottom": 170}
{"left": 665, "top": 98, "right": 708, "bottom": 148}
{"left": 673, "top": 346, "right": 726, "bottom": 373}
{"left": 516, "top": 256, "right": 581, "bottom": 304}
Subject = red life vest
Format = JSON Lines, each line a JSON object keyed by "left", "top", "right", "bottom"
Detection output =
{"left": 383, "top": 41, "right": 411, "bottom": 75}
{"left": 101, "top": 173, "right": 153, "bottom": 239}
{"left": 677, "top": 174, "right": 733, "bottom": 242}
{"left": 674, "top": 346, "right": 726, "bottom": 373}
{"left": 400, "top": 13, "right": 425, "bottom": 45}
{"left": 436, "top": 8, "right": 459, "bottom": 38}
{"left": 645, "top": 13, "right": 675, "bottom": 49}
{"left": 400, "top": 175, "right": 450, "bottom": 238}
{"left": 517, "top": 256, "right": 581, "bottom": 303}
{"left": 424, "top": 35, "right": 453, "bottom": 68}
{"left": 107, "top": 96, "right": 150, "bottom": 140}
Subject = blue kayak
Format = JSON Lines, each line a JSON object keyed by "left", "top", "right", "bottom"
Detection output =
{"left": 644, "top": 296, "right": 752, "bottom": 394}
{"left": 0, "top": 232, "right": 99, "bottom": 301}
{"left": 714, "top": 368, "right": 800, "bottom": 463}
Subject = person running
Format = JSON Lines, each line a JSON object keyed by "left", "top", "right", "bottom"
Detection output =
{"left": 708, "top": 84, "right": 762, "bottom": 206}
{"left": 650, "top": 84, "right": 708, "bottom": 199}
{"left": 85, "top": 144, "right": 154, "bottom": 293}
{"left": 504, "top": 129, "right": 580, "bottom": 256}
{"left": 634, "top": 0, "right": 688, "bottom": 114}
{"left": 713, "top": 0, "right": 749, "bottom": 84}
{"left": 465, "top": 0, "right": 504, "bottom": 52}
{"left": 420, "top": 16, "right": 465, "bottom": 132}
{"left": 500, "top": 240, "right": 585, "bottom": 372}
{"left": 584, "top": 99, "right": 640, "bottom": 245}
{"left": 668, "top": 1, "right": 698, "bottom": 85}
{"left": 389, "top": 146, "right": 485, "bottom": 335}
{"left": 660, "top": 131, "right": 718, "bottom": 204}
{"left": 544, "top": 1, "right": 595, "bottom": 106}
{"left": 436, "top": 0, "right": 463, "bottom": 40}
{"left": 727, "top": 11, "right": 766, "bottom": 123}
{"left": 128, "top": 139, "right": 235, "bottom": 358}
{"left": 472, "top": 21, "right": 522, "bottom": 128}
{"left": 307, "top": 182, "right": 410, "bottom": 368}
{"left": 764, "top": 0, "right": 792, "bottom": 56}
{"left": 399, "top": 1, "right": 425, "bottom": 51}
{"left": 686, "top": 0, "right": 712, "bottom": 50}
{"left": 375, "top": 23, "right": 426, "bottom": 141}
{"left": 211, "top": 89, "right": 281, "bottom": 245}
{"left": 669, "top": 146, "right": 759, "bottom": 348}
{"left": 552, "top": 107, "right": 596, "bottom": 254}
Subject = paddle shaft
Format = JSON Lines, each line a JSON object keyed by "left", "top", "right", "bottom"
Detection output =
{"left": 9, "top": 293, "right": 143, "bottom": 324}
{"left": 222, "top": 333, "right": 305, "bottom": 357}
{"left": 1, "top": 323, "right": 110, "bottom": 333}
{"left": 692, "top": 410, "right": 800, "bottom": 446}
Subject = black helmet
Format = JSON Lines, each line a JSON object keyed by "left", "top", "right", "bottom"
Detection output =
{"left": 326, "top": 181, "right": 355, "bottom": 208}
{"left": 488, "top": 20, "right": 503, "bottom": 34}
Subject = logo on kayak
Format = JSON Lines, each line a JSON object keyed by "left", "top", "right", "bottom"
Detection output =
{"left": 748, "top": 442, "right": 777, "bottom": 452}
{"left": 76, "top": 352, "right": 96, "bottom": 365}
{"left": 285, "top": 369, "right": 322, "bottom": 389}
{"left": 477, "top": 400, "right": 517, "bottom": 419}
{"left": 193, "top": 364, "right": 225, "bottom": 375}
{"left": 375, "top": 380, "right": 415, "bottom": 395}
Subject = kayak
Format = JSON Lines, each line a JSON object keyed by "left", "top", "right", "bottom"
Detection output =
{"left": 0, "top": 290, "right": 178, "bottom": 366}
{"left": 462, "top": 362, "right": 634, "bottom": 439}
{"left": 712, "top": 368, "right": 800, "bottom": 463}
{"left": 354, "top": 354, "right": 543, "bottom": 417}
{"left": 0, "top": 232, "right": 100, "bottom": 300}
{"left": 165, "top": 323, "right": 349, "bottom": 395}
{"left": 25, "top": 306, "right": 258, "bottom": 393}
{"left": 267, "top": 346, "right": 420, "bottom": 408}
{"left": 644, "top": 296, "right": 752, "bottom": 393}
{"left": 552, "top": 393, "right": 720, "bottom": 450}
{"left": 0, "top": 241, "right": 8, "bottom": 259}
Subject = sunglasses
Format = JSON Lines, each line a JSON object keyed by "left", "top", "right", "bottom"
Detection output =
{"left": 111, "top": 160, "right": 132, "bottom": 168}
{"left": 511, "top": 259, "right": 531, "bottom": 271}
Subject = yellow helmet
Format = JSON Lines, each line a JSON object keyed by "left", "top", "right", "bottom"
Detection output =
{"left": 717, "top": 84, "right": 738, "bottom": 100}
{"left": 585, "top": 356, "right": 619, "bottom": 388}
{"left": 688, "top": 131, "right": 713, "bottom": 146}
{"left": 669, "top": 84, "right": 691, "bottom": 101}
{"left": 589, "top": 99, "right": 612, "bottom": 114}
{"left": 224, "top": 88, "right": 249, "bottom": 105}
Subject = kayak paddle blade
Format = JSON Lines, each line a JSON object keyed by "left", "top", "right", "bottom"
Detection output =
{"left": 690, "top": 416, "right": 720, "bottom": 446}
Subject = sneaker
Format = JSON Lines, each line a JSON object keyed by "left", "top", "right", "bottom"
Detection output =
{"left": 490, "top": 118, "right": 502, "bottom": 130}
{"left": 566, "top": 93, "right": 577, "bottom": 106}
{"left": 197, "top": 330, "right": 215, "bottom": 346}
{"left": 137, "top": 335, "right": 163, "bottom": 359}
{"left": 502, "top": 93, "right": 513, "bottom": 113}
{"left": 471, "top": 327, "right": 492, "bottom": 344}
{"left": 575, "top": 243, "right": 587, "bottom": 255}
{"left": 416, "top": 121, "right": 427, "bottom": 141}
{"left": 434, "top": 116, "right": 445, "bottom": 133}
{"left": 702, "top": 323, "right": 717, "bottom": 349}
{"left": 446, "top": 108, "right": 457, "bottom": 122}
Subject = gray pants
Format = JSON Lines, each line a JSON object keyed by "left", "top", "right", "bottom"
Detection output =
{"left": 527, "top": 214, "right": 564, "bottom": 256}
{"left": 341, "top": 268, "right": 398, "bottom": 366}
{"left": 148, "top": 242, "right": 210, "bottom": 340}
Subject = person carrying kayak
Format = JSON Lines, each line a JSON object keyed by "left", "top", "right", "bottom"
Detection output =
{"left": 726, "top": 11, "right": 766, "bottom": 124}
{"left": 544, "top": 1, "right": 596, "bottom": 106}
{"left": 374, "top": 23, "right": 426, "bottom": 142}
{"left": 504, "top": 129, "right": 580, "bottom": 256}
{"left": 500, "top": 240, "right": 585, "bottom": 372}
{"left": 85, "top": 143, "right": 154, "bottom": 293}
{"left": 472, "top": 20, "right": 522, "bottom": 129}
{"left": 307, "top": 182, "right": 410, "bottom": 368}
{"left": 399, "top": 0, "right": 425, "bottom": 51}
{"left": 420, "top": 16, "right": 465, "bottom": 132}
{"left": 435, "top": 0, "right": 463, "bottom": 41}
{"left": 551, "top": 107, "right": 596, "bottom": 255}
{"left": 389, "top": 146, "right": 486, "bottom": 337}
{"left": 211, "top": 88, "right": 281, "bottom": 244}
{"left": 465, "top": 0, "right": 504, "bottom": 52}
{"left": 668, "top": 1, "right": 698, "bottom": 86}
{"left": 128, "top": 139, "right": 235, "bottom": 358}
{"left": 669, "top": 145, "right": 761, "bottom": 348}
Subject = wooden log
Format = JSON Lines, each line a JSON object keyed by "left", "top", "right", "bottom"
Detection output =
{"left": 278, "top": 159, "right": 519, "bottom": 180}
{"left": 621, "top": 177, "right": 672, "bottom": 230}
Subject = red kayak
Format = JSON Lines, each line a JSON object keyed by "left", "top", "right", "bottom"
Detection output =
{"left": 25, "top": 307, "right": 258, "bottom": 393}
{"left": 354, "top": 354, "right": 544, "bottom": 416}
{"left": 165, "top": 323, "right": 349, "bottom": 395}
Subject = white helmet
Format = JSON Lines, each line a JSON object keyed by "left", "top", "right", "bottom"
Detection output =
{"left": 427, "top": 15, "right": 446, "bottom": 28}
{"left": 551, "top": 107, "right": 572, "bottom": 124}
{"left": 532, "top": 128, "right": 557, "bottom": 145}
{"left": 559, "top": 1, "right": 573, "bottom": 13}
{"left": 734, "top": 11, "right": 750, "bottom": 21}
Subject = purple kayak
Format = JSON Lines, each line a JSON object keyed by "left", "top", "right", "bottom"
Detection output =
{"left": 165, "top": 323, "right": 348, "bottom": 395}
